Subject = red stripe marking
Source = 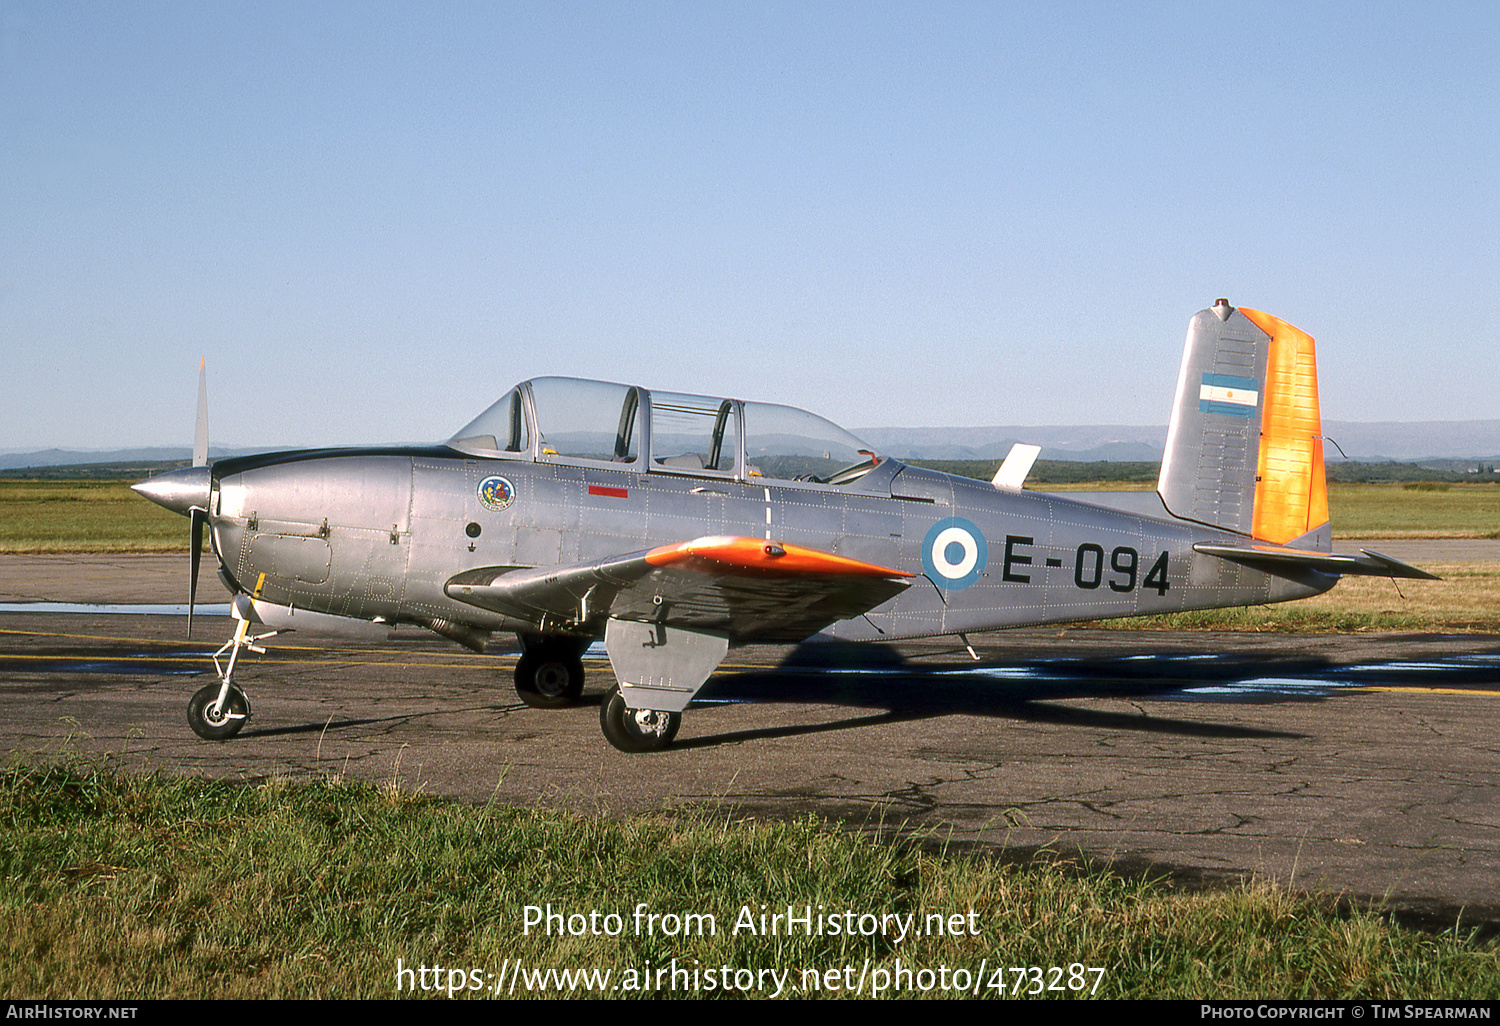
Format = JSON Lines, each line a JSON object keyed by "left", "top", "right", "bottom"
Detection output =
{"left": 588, "top": 485, "right": 629, "bottom": 498}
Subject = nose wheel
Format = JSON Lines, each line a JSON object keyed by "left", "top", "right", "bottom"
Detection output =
{"left": 599, "top": 685, "right": 680, "bottom": 753}
{"left": 187, "top": 683, "right": 250, "bottom": 741}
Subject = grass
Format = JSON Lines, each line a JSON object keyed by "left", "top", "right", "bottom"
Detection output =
{"left": 1327, "top": 484, "right": 1500, "bottom": 538}
{"left": 3, "top": 478, "right": 1493, "bottom": 629}
{"left": 1, "top": 479, "right": 1494, "bottom": 632}
{"left": 1112, "top": 562, "right": 1500, "bottom": 633}
{"left": 913, "top": 459, "right": 1500, "bottom": 487}
{"left": 2, "top": 760, "right": 1496, "bottom": 1000}
{"left": 0, "top": 480, "right": 194, "bottom": 553}
{"left": 1040, "top": 482, "right": 1500, "bottom": 538}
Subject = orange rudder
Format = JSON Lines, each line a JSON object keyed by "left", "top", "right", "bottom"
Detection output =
{"left": 1240, "top": 309, "right": 1329, "bottom": 545}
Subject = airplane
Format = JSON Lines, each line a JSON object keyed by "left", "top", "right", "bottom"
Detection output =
{"left": 132, "top": 300, "right": 1436, "bottom": 753}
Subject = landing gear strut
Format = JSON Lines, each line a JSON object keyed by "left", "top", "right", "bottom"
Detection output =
{"left": 599, "top": 685, "right": 680, "bottom": 753}
{"left": 513, "top": 635, "right": 588, "bottom": 708}
{"left": 188, "top": 581, "right": 275, "bottom": 741}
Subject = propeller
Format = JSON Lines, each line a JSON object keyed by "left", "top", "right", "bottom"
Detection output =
{"left": 132, "top": 360, "right": 213, "bottom": 638}
{"left": 189, "top": 358, "right": 208, "bottom": 637}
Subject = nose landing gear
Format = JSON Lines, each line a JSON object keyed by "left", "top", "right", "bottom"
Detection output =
{"left": 188, "top": 576, "right": 277, "bottom": 741}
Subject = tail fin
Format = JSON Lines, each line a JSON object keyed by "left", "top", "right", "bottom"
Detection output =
{"left": 1158, "top": 300, "right": 1329, "bottom": 548}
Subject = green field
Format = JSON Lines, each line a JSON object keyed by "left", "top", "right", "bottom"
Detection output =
{"left": 0, "top": 480, "right": 195, "bottom": 553}
{"left": 1327, "top": 484, "right": 1500, "bottom": 538}
{"left": 1111, "top": 560, "right": 1500, "bottom": 633}
{"left": 2, "top": 762, "right": 1494, "bottom": 1000}
{"left": 1040, "top": 481, "right": 1500, "bottom": 538}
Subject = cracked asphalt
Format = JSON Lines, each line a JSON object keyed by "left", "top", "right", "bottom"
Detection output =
{"left": 2, "top": 553, "right": 1499, "bottom": 935}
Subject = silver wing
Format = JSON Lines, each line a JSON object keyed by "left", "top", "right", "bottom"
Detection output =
{"left": 446, "top": 535, "right": 913, "bottom": 714}
{"left": 445, "top": 534, "right": 914, "bottom": 643}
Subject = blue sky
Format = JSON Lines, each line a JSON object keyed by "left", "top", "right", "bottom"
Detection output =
{"left": 2, "top": 2, "right": 1495, "bottom": 450}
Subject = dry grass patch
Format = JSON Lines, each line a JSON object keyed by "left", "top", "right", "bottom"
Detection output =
{"left": 1113, "top": 563, "right": 1500, "bottom": 633}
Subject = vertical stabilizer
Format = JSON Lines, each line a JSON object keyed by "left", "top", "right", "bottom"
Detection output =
{"left": 1157, "top": 301, "right": 1329, "bottom": 547}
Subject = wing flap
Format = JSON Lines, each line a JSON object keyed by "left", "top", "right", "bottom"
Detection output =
{"left": 446, "top": 535, "right": 913, "bottom": 641}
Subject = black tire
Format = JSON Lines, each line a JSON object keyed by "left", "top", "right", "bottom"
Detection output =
{"left": 515, "top": 649, "right": 585, "bottom": 708}
{"left": 599, "top": 685, "right": 680, "bottom": 753}
{"left": 187, "top": 684, "right": 249, "bottom": 741}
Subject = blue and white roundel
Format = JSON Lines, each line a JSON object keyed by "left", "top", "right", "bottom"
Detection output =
{"left": 922, "top": 517, "right": 987, "bottom": 590}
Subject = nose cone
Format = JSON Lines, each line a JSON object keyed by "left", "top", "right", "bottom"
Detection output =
{"left": 132, "top": 465, "right": 212, "bottom": 517}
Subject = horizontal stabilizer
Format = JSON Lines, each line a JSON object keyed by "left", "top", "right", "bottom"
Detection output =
{"left": 1193, "top": 542, "right": 1439, "bottom": 580}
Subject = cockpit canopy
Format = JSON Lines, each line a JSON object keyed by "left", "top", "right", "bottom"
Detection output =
{"left": 449, "top": 377, "right": 884, "bottom": 487}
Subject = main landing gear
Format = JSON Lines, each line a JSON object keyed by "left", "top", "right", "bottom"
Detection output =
{"left": 513, "top": 635, "right": 588, "bottom": 708}
{"left": 599, "top": 685, "right": 680, "bottom": 753}
{"left": 513, "top": 634, "right": 680, "bottom": 752}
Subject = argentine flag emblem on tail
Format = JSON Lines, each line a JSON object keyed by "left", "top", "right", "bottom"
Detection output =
{"left": 1199, "top": 373, "right": 1259, "bottom": 417}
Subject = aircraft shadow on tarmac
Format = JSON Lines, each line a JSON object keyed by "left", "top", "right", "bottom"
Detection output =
{"left": 658, "top": 638, "right": 1500, "bottom": 751}
{"left": 191, "top": 633, "right": 1500, "bottom": 750}
{"left": 14, "top": 627, "right": 1493, "bottom": 751}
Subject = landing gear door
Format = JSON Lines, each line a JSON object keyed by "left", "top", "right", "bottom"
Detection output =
{"left": 604, "top": 618, "right": 729, "bottom": 713}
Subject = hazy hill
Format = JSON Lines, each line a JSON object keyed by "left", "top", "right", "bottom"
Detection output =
{"left": 4, "top": 419, "right": 1496, "bottom": 472}
{"left": 857, "top": 420, "right": 1500, "bottom": 464}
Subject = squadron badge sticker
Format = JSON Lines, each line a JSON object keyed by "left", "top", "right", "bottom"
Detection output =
{"left": 478, "top": 475, "right": 516, "bottom": 512}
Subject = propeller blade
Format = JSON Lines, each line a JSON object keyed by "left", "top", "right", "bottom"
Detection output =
{"left": 189, "top": 508, "right": 205, "bottom": 638}
{"left": 194, "top": 358, "right": 209, "bottom": 467}
{"left": 190, "top": 358, "right": 209, "bottom": 637}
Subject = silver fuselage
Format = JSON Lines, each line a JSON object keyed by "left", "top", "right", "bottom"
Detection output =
{"left": 205, "top": 446, "right": 1328, "bottom": 645}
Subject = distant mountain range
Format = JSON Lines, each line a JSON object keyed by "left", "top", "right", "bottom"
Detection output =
{"left": 0, "top": 445, "right": 271, "bottom": 472}
{"left": 3, "top": 419, "right": 1498, "bottom": 471}
{"left": 856, "top": 420, "right": 1500, "bottom": 464}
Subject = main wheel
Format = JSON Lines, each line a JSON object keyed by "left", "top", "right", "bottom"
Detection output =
{"left": 599, "top": 685, "right": 680, "bottom": 753}
{"left": 515, "top": 649, "right": 585, "bottom": 708}
{"left": 187, "top": 684, "right": 249, "bottom": 741}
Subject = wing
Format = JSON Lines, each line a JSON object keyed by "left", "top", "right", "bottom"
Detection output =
{"left": 445, "top": 535, "right": 914, "bottom": 643}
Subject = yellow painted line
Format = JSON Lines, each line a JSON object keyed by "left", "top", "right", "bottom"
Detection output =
{"left": 0, "top": 626, "right": 361, "bottom": 650}
{"left": 1, "top": 628, "right": 764, "bottom": 667}
{"left": 1355, "top": 686, "right": 1500, "bottom": 697}
{"left": 282, "top": 660, "right": 516, "bottom": 671}
{"left": 0, "top": 626, "right": 194, "bottom": 645}
{"left": 0, "top": 653, "right": 515, "bottom": 668}
{"left": 0, "top": 654, "right": 207, "bottom": 664}
{"left": 0, "top": 626, "right": 511, "bottom": 658}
